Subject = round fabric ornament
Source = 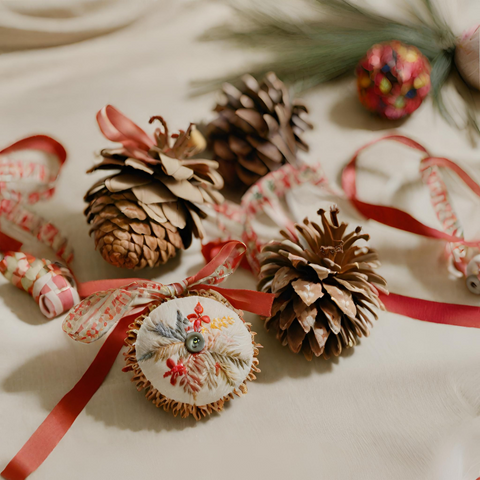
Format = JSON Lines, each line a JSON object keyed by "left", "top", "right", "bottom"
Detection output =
{"left": 257, "top": 207, "right": 387, "bottom": 360}
{"left": 355, "top": 41, "right": 431, "bottom": 119}
{"left": 124, "top": 291, "right": 259, "bottom": 419}
{"left": 455, "top": 25, "right": 480, "bottom": 91}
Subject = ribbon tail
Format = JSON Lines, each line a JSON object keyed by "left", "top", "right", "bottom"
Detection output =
{"left": 189, "top": 285, "right": 274, "bottom": 317}
{"left": 201, "top": 241, "right": 253, "bottom": 273}
{"left": 380, "top": 292, "right": 480, "bottom": 328}
{"left": 0, "top": 309, "right": 145, "bottom": 480}
{"left": 186, "top": 240, "right": 246, "bottom": 287}
{"left": 77, "top": 278, "right": 146, "bottom": 299}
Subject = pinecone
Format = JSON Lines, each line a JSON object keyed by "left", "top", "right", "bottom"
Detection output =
{"left": 257, "top": 207, "right": 388, "bottom": 360}
{"left": 207, "top": 72, "right": 312, "bottom": 188}
{"left": 85, "top": 115, "right": 224, "bottom": 269}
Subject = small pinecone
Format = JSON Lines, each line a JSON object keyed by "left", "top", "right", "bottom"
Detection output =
{"left": 85, "top": 118, "right": 223, "bottom": 269}
{"left": 258, "top": 207, "right": 388, "bottom": 360}
{"left": 207, "top": 72, "right": 312, "bottom": 188}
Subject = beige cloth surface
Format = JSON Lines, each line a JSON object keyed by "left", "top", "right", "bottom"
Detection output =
{"left": 0, "top": 0, "right": 156, "bottom": 52}
{"left": 1, "top": 1, "right": 480, "bottom": 480}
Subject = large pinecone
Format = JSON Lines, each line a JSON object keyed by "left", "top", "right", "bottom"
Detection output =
{"left": 207, "top": 72, "right": 312, "bottom": 187}
{"left": 85, "top": 117, "right": 224, "bottom": 269}
{"left": 258, "top": 207, "right": 388, "bottom": 360}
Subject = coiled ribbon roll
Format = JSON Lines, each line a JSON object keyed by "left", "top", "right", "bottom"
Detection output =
{"left": 0, "top": 251, "right": 79, "bottom": 319}
{"left": 0, "top": 135, "right": 77, "bottom": 318}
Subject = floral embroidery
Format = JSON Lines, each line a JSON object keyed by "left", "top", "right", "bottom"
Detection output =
{"left": 137, "top": 298, "right": 253, "bottom": 401}
{"left": 209, "top": 316, "right": 235, "bottom": 330}
{"left": 163, "top": 358, "right": 186, "bottom": 386}
{"left": 187, "top": 302, "right": 211, "bottom": 332}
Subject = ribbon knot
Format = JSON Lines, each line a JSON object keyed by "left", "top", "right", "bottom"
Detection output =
{"left": 64, "top": 240, "right": 273, "bottom": 343}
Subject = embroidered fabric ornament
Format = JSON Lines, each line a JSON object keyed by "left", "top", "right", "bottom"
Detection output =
{"left": 257, "top": 207, "right": 387, "bottom": 360}
{"left": 0, "top": 135, "right": 77, "bottom": 319}
{"left": 124, "top": 292, "right": 260, "bottom": 419}
{"left": 85, "top": 105, "right": 224, "bottom": 269}
{"left": 207, "top": 72, "right": 312, "bottom": 188}
{"left": 0, "top": 251, "right": 79, "bottom": 319}
{"left": 356, "top": 41, "right": 431, "bottom": 119}
{"left": 62, "top": 240, "right": 270, "bottom": 417}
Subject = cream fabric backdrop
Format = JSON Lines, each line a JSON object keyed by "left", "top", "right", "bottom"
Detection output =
{"left": 0, "top": 1, "right": 480, "bottom": 479}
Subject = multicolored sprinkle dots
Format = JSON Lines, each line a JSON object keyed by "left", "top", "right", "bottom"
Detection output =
{"left": 356, "top": 41, "right": 431, "bottom": 119}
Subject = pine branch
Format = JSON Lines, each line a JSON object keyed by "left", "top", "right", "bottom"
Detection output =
{"left": 195, "top": 0, "right": 478, "bottom": 137}
{"left": 195, "top": 0, "right": 448, "bottom": 95}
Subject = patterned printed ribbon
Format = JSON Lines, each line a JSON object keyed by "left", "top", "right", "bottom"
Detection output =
{"left": 0, "top": 136, "right": 78, "bottom": 318}
{"left": 1, "top": 240, "right": 274, "bottom": 480}
{"left": 205, "top": 163, "right": 336, "bottom": 274}
{"left": 203, "top": 142, "right": 480, "bottom": 329}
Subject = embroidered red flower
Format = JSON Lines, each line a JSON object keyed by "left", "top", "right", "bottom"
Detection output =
{"left": 163, "top": 358, "right": 186, "bottom": 386}
{"left": 187, "top": 302, "right": 211, "bottom": 332}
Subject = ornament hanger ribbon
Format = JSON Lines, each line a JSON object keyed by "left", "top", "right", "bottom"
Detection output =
{"left": 0, "top": 136, "right": 78, "bottom": 318}
{"left": 1, "top": 240, "right": 274, "bottom": 480}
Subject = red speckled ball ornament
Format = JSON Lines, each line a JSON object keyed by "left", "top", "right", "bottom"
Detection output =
{"left": 355, "top": 41, "right": 431, "bottom": 120}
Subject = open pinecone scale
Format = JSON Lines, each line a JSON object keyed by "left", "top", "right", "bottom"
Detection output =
{"left": 207, "top": 72, "right": 312, "bottom": 187}
{"left": 85, "top": 107, "right": 224, "bottom": 269}
{"left": 258, "top": 207, "right": 388, "bottom": 360}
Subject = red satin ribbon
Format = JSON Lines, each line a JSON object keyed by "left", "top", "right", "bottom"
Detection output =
{"left": 1, "top": 309, "right": 145, "bottom": 480}
{"left": 380, "top": 293, "right": 480, "bottom": 328}
{"left": 96, "top": 105, "right": 154, "bottom": 152}
{"left": 0, "top": 232, "right": 22, "bottom": 252}
{"left": 202, "top": 241, "right": 480, "bottom": 329}
{"left": 189, "top": 285, "right": 273, "bottom": 316}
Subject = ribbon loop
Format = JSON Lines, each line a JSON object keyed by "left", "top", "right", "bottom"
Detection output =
{"left": 96, "top": 105, "right": 154, "bottom": 152}
{"left": 205, "top": 163, "right": 334, "bottom": 275}
{"left": 341, "top": 134, "right": 480, "bottom": 280}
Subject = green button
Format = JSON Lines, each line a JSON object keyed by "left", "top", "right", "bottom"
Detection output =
{"left": 185, "top": 331, "right": 205, "bottom": 353}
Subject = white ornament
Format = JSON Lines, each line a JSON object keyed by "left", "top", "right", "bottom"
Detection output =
{"left": 134, "top": 295, "right": 255, "bottom": 406}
